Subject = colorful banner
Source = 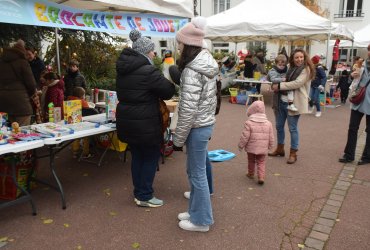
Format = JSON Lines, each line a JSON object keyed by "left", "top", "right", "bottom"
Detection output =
{"left": 0, "top": 0, "right": 188, "bottom": 37}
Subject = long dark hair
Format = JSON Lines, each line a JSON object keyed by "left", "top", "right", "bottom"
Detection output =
{"left": 178, "top": 45, "right": 202, "bottom": 72}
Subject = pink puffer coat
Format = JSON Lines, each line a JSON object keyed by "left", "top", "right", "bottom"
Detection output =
{"left": 238, "top": 101, "right": 274, "bottom": 155}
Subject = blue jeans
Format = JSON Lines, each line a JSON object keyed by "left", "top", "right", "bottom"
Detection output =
{"left": 206, "top": 155, "right": 213, "bottom": 194}
{"left": 309, "top": 87, "right": 321, "bottom": 112}
{"left": 130, "top": 144, "right": 160, "bottom": 201}
{"left": 275, "top": 100, "right": 300, "bottom": 150}
{"left": 186, "top": 125, "right": 214, "bottom": 226}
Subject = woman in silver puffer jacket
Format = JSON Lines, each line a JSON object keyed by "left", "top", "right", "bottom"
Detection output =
{"left": 173, "top": 17, "right": 219, "bottom": 233}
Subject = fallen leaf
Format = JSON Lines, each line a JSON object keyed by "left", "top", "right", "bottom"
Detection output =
{"left": 219, "top": 196, "right": 223, "bottom": 199}
{"left": 64, "top": 223, "right": 70, "bottom": 228}
{"left": 348, "top": 175, "right": 353, "bottom": 178}
{"left": 76, "top": 245, "right": 82, "bottom": 250}
{"left": 328, "top": 176, "right": 333, "bottom": 179}
{"left": 40, "top": 217, "right": 46, "bottom": 220}
{"left": 236, "top": 197, "right": 242, "bottom": 200}
{"left": 132, "top": 242, "right": 140, "bottom": 249}
{"left": 43, "top": 219, "right": 53, "bottom": 224}
{"left": 248, "top": 187, "right": 254, "bottom": 190}
{"left": 223, "top": 229, "right": 229, "bottom": 233}
{"left": 0, "top": 242, "right": 7, "bottom": 248}
{"left": 109, "top": 211, "right": 117, "bottom": 216}
{"left": 0, "top": 237, "right": 8, "bottom": 242}
{"left": 255, "top": 194, "right": 260, "bottom": 197}
{"left": 179, "top": 240, "right": 184, "bottom": 242}
{"left": 103, "top": 189, "right": 111, "bottom": 197}
{"left": 297, "top": 243, "right": 305, "bottom": 248}
{"left": 7, "top": 239, "right": 14, "bottom": 242}
{"left": 336, "top": 219, "right": 340, "bottom": 222}
{"left": 145, "top": 209, "right": 150, "bottom": 212}
{"left": 273, "top": 173, "right": 281, "bottom": 176}
{"left": 82, "top": 173, "right": 89, "bottom": 177}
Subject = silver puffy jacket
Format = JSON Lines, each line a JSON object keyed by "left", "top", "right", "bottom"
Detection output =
{"left": 173, "top": 49, "right": 219, "bottom": 147}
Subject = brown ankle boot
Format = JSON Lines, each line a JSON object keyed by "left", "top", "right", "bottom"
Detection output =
{"left": 287, "top": 148, "right": 298, "bottom": 164}
{"left": 268, "top": 144, "right": 285, "bottom": 157}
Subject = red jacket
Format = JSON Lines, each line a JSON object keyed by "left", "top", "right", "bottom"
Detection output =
{"left": 45, "top": 79, "right": 64, "bottom": 110}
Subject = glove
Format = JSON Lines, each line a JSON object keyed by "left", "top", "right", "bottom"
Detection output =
{"left": 173, "top": 145, "right": 183, "bottom": 151}
{"left": 318, "top": 85, "right": 324, "bottom": 92}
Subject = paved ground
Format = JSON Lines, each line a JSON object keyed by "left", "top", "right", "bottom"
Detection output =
{"left": 1, "top": 87, "right": 369, "bottom": 250}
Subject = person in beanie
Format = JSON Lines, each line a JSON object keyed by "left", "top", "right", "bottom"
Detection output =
{"left": 308, "top": 55, "right": 326, "bottom": 117}
{"left": 116, "top": 29, "right": 175, "bottom": 208}
{"left": 0, "top": 39, "right": 37, "bottom": 126}
{"left": 173, "top": 16, "right": 219, "bottom": 232}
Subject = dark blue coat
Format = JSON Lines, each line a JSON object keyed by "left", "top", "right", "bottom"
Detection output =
{"left": 311, "top": 65, "right": 326, "bottom": 88}
{"left": 116, "top": 48, "right": 175, "bottom": 145}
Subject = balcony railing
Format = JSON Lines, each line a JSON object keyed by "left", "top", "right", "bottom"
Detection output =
{"left": 334, "top": 9, "right": 364, "bottom": 18}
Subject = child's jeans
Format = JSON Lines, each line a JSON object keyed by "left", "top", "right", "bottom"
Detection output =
{"left": 72, "top": 138, "right": 90, "bottom": 157}
{"left": 247, "top": 153, "right": 266, "bottom": 180}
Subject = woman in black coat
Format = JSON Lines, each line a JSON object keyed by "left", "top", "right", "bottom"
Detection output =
{"left": 116, "top": 30, "right": 175, "bottom": 208}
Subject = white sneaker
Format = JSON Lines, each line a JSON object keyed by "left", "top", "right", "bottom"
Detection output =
{"left": 315, "top": 111, "right": 322, "bottom": 117}
{"left": 184, "top": 191, "right": 190, "bottom": 199}
{"left": 308, "top": 106, "right": 314, "bottom": 114}
{"left": 287, "top": 104, "right": 298, "bottom": 112}
{"left": 178, "top": 212, "right": 190, "bottom": 221}
{"left": 178, "top": 220, "right": 209, "bottom": 232}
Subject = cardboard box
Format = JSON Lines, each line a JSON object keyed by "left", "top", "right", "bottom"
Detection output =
{"left": 164, "top": 100, "right": 178, "bottom": 113}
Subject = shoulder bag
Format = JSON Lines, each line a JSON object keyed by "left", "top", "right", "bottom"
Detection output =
{"left": 349, "top": 78, "right": 370, "bottom": 105}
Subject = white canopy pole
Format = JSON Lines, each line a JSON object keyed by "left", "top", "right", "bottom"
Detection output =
{"left": 54, "top": 28, "right": 61, "bottom": 76}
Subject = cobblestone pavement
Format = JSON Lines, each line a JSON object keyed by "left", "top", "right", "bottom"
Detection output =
{"left": 304, "top": 130, "right": 369, "bottom": 250}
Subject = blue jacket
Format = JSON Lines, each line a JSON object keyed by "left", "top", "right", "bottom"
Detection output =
{"left": 311, "top": 65, "right": 326, "bottom": 88}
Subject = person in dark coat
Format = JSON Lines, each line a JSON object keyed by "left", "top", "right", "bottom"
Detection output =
{"left": 336, "top": 70, "right": 350, "bottom": 104}
{"left": 25, "top": 47, "right": 45, "bottom": 89}
{"left": 0, "top": 39, "right": 37, "bottom": 126}
{"left": 64, "top": 59, "right": 86, "bottom": 99}
{"left": 243, "top": 54, "right": 256, "bottom": 78}
{"left": 116, "top": 29, "right": 175, "bottom": 208}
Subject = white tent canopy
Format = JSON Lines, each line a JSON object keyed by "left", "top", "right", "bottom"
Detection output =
{"left": 331, "top": 23, "right": 354, "bottom": 41}
{"left": 51, "top": 0, "right": 194, "bottom": 18}
{"left": 205, "top": 0, "right": 331, "bottom": 42}
{"left": 338, "top": 24, "right": 370, "bottom": 48}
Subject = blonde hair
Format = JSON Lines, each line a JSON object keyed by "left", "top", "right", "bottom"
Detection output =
{"left": 275, "top": 54, "right": 287, "bottom": 64}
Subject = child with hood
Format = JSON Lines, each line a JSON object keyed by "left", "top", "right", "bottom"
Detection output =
{"left": 238, "top": 101, "right": 274, "bottom": 185}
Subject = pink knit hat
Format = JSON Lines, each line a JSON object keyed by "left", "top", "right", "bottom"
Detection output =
{"left": 176, "top": 16, "right": 207, "bottom": 47}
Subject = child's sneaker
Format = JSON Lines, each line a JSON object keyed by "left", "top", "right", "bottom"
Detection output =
{"left": 246, "top": 173, "right": 254, "bottom": 179}
{"left": 288, "top": 104, "right": 298, "bottom": 111}
{"left": 315, "top": 111, "right": 322, "bottom": 118}
{"left": 258, "top": 178, "right": 265, "bottom": 185}
{"left": 81, "top": 153, "right": 94, "bottom": 159}
{"left": 72, "top": 151, "right": 79, "bottom": 159}
{"left": 308, "top": 106, "right": 314, "bottom": 114}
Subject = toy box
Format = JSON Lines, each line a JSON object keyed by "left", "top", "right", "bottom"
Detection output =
{"left": 31, "top": 123, "right": 73, "bottom": 137}
{"left": 105, "top": 91, "right": 118, "bottom": 121}
{"left": 0, "top": 151, "right": 37, "bottom": 200}
{"left": 63, "top": 100, "right": 82, "bottom": 124}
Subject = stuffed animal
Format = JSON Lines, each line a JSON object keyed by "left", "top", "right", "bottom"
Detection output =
{"left": 11, "top": 122, "right": 20, "bottom": 134}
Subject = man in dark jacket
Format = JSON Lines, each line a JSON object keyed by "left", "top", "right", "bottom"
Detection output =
{"left": 26, "top": 47, "right": 45, "bottom": 89}
{"left": 116, "top": 29, "right": 175, "bottom": 208}
{"left": 64, "top": 59, "right": 86, "bottom": 99}
{"left": 0, "top": 40, "right": 37, "bottom": 125}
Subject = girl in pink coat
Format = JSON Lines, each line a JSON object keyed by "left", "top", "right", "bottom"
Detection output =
{"left": 238, "top": 101, "right": 274, "bottom": 185}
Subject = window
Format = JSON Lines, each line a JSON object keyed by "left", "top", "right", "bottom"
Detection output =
{"left": 159, "top": 40, "right": 167, "bottom": 47}
{"left": 338, "top": 48, "right": 357, "bottom": 63}
{"left": 336, "top": 0, "right": 363, "bottom": 18}
{"left": 213, "top": 0, "right": 230, "bottom": 14}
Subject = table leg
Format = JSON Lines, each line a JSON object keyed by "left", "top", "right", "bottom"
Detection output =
{"left": 49, "top": 147, "right": 66, "bottom": 209}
